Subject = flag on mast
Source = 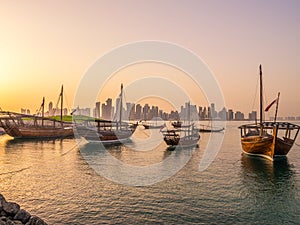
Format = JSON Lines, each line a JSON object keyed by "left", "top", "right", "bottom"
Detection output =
{"left": 265, "top": 98, "right": 278, "bottom": 112}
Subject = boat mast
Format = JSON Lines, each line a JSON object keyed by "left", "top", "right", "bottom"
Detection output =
{"left": 60, "top": 85, "right": 63, "bottom": 126}
{"left": 274, "top": 92, "right": 280, "bottom": 122}
{"left": 259, "top": 65, "right": 263, "bottom": 124}
{"left": 188, "top": 101, "right": 191, "bottom": 136}
{"left": 42, "top": 97, "right": 45, "bottom": 126}
{"left": 119, "top": 83, "right": 123, "bottom": 130}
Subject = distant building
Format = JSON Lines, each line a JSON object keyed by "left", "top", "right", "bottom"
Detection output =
{"left": 126, "top": 103, "right": 135, "bottom": 120}
{"left": 218, "top": 107, "right": 227, "bottom": 121}
{"left": 95, "top": 102, "right": 101, "bottom": 118}
{"left": 228, "top": 109, "right": 234, "bottom": 120}
{"left": 248, "top": 111, "right": 257, "bottom": 121}
{"left": 235, "top": 111, "right": 244, "bottom": 120}
{"left": 101, "top": 98, "right": 113, "bottom": 120}
{"left": 136, "top": 104, "right": 142, "bottom": 120}
{"left": 207, "top": 107, "right": 211, "bottom": 119}
{"left": 143, "top": 104, "right": 150, "bottom": 120}
{"left": 211, "top": 103, "right": 217, "bottom": 118}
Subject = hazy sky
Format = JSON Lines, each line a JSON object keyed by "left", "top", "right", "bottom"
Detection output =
{"left": 1, "top": 0, "right": 299, "bottom": 117}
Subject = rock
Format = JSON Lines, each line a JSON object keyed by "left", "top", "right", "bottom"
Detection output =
{"left": 12, "top": 221, "right": 23, "bottom": 225}
{"left": 0, "top": 211, "right": 7, "bottom": 217}
{"left": 0, "top": 221, "right": 5, "bottom": 225}
{"left": 0, "top": 194, "right": 6, "bottom": 203}
{"left": 5, "top": 218, "right": 14, "bottom": 225}
{"left": 2, "top": 202, "right": 20, "bottom": 216}
{"left": 14, "top": 209, "right": 31, "bottom": 224}
{"left": 0, "top": 194, "right": 6, "bottom": 211}
{"left": 25, "top": 216, "right": 47, "bottom": 225}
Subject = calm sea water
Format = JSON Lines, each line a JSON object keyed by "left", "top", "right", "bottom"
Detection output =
{"left": 1, "top": 121, "right": 300, "bottom": 224}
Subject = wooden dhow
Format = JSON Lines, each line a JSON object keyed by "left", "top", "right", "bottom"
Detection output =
{"left": 162, "top": 102, "right": 200, "bottom": 149}
{"left": 0, "top": 86, "right": 74, "bottom": 139}
{"left": 162, "top": 125, "right": 200, "bottom": 149}
{"left": 74, "top": 84, "right": 137, "bottom": 144}
{"left": 239, "top": 65, "right": 300, "bottom": 160}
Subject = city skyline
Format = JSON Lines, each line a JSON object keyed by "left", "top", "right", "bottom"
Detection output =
{"left": 23, "top": 96, "right": 300, "bottom": 122}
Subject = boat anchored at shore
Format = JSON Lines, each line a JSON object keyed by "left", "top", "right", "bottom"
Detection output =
{"left": 0, "top": 86, "right": 74, "bottom": 139}
{"left": 239, "top": 65, "right": 300, "bottom": 160}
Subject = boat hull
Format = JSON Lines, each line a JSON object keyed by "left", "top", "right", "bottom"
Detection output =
{"left": 241, "top": 135, "right": 275, "bottom": 160}
{"left": 199, "top": 128, "right": 224, "bottom": 133}
{"left": 163, "top": 132, "right": 200, "bottom": 148}
{"left": 274, "top": 137, "right": 294, "bottom": 156}
{"left": 5, "top": 125, "right": 74, "bottom": 139}
{"left": 75, "top": 126, "right": 135, "bottom": 144}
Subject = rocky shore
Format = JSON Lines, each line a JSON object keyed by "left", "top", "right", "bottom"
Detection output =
{"left": 0, "top": 194, "right": 47, "bottom": 225}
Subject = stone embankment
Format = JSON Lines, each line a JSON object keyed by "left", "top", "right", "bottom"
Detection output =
{"left": 0, "top": 194, "right": 47, "bottom": 225}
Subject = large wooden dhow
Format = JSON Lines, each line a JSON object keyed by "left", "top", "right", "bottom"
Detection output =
{"left": 0, "top": 86, "right": 74, "bottom": 139}
{"left": 239, "top": 65, "right": 300, "bottom": 160}
{"left": 239, "top": 122, "right": 300, "bottom": 160}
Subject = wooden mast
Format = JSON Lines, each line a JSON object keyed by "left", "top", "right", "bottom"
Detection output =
{"left": 188, "top": 101, "right": 191, "bottom": 136}
{"left": 274, "top": 92, "right": 280, "bottom": 122}
{"left": 119, "top": 83, "right": 123, "bottom": 130}
{"left": 42, "top": 97, "right": 45, "bottom": 127}
{"left": 259, "top": 65, "right": 263, "bottom": 125}
{"left": 60, "top": 85, "right": 63, "bottom": 126}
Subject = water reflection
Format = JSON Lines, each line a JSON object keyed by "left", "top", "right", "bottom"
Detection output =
{"left": 240, "top": 155, "right": 297, "bottom": 223}
{"left": 241, "top": 155, "right": 294, "bottom": 184}
{"left": 79, "top": 141, "right": 196, "bottom": 186}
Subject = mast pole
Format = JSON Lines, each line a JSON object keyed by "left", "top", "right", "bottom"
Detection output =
{"left": 259, "top": 65, "right": 263, "bottom": 125}
{"left": 60, "top": 85, "right": 63, "bottom": 126}
{"left": 188, "top": 101, "right": 191, "bottom": 136}
{"left": 119, "top": 83, "right": 123, "bottom": 130}
{"left": 42, "top": 97, "right": 45, "bottom": 127}
{"left": 274, "top": 92, "right": 280, "bottom": 122}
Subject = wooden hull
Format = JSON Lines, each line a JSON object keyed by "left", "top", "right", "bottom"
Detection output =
{"left": 0, "top": 111, "right": 74, "bottom": 139}
{"left": 274, "top": 138, "right": 294, "bottom": 156}
{"left": 172, "top": 123, "right": 191, "bottom": 129}
{"left": 143, "top": 125, "right": 162, "bottom": 129}
{"left": 76, "top": 126, "right": 135, "bottom": 144}
{"left": 199, "top": 128, "right": 224, "bottom": 133}
{"left": 164, "top": 133, "right": 200, "bottom": 148}
{"left": 241, "top": 135, "right": 275, "bottom": 160}
{"left": 4, "top": 125, "right": 74, "bottom": 139}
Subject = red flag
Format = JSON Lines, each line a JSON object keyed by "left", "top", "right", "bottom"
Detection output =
{"left": 265, "top": 98, "right": 277, "bottom": 112}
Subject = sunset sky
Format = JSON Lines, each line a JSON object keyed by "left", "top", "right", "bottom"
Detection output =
{"left": 1, "top": 0, "right": 299, "bottom": 117}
